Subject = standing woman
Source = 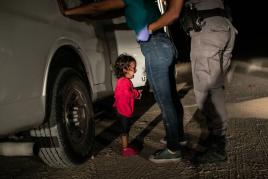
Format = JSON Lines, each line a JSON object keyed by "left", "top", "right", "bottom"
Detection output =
{"left": 64, "top": 0, "right": 185, "bottom": 164}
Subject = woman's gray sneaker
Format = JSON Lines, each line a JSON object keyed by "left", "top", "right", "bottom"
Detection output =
{"left": 149, "top": 148, "right": 182, "bottom": 164}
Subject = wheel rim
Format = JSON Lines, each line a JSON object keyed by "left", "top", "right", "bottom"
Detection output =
{"left": 64, "top": 84, "right": 91, "bottom": 153}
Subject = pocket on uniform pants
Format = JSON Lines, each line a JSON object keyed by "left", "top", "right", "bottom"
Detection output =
{"left": 204, "top": 17, "right": 230, "bottom": 32}
{"left": 222, "top": 53, "right": 232, "bottom": 74}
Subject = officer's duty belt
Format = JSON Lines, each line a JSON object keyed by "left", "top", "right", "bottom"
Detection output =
{"left": 197, "top": 8, "right": 228, "bottom": 19}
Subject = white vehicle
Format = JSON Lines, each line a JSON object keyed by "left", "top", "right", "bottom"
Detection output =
{"left": 0, "top": 0, "right": 146, "bottom": 168}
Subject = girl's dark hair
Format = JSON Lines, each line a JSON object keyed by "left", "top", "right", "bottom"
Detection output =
{"left": 114, "top": 53, "right": 136, "bottom": 79}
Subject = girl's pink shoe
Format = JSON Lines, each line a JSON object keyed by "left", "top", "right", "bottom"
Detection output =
{"left": 121, "top": 147, "right": 138, "bottom": 157}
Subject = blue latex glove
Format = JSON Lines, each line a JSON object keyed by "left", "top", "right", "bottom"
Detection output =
{"left": 136, "top": 26, "right": 151, "bottom": 42}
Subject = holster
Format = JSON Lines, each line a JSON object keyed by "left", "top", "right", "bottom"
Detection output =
{"left": 179, "top": 5, "right": 202, "bottom": 34}
{"left": 180, "top": 5, "right": 228, "bottom": 34}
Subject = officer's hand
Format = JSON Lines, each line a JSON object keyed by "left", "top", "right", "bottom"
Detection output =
{"left": 136, "top": 26, "right": 151, "bottom": 42}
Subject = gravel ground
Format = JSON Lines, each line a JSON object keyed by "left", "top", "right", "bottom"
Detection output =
{"left": 1, "top": 59, "right": 268, "bottom": 179}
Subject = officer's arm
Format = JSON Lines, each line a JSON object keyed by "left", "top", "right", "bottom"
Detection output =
{"left": 148, "top": 0, "right": 184, "bottom": 32}
{"left": 64, "top": 0, "right": 125, "bottom": 16}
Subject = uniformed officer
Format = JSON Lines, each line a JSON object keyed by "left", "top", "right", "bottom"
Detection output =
{"left": 181, "top": 0, "right": 237, "bottom": 163}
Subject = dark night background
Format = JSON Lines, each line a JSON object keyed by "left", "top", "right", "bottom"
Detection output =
{"left": 171, "top": 1, "right": 268, "bottom": 62}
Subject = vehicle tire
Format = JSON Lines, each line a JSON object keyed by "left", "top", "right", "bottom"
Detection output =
{"left": 33, "top": 67, "right": 94, "bottom": 168}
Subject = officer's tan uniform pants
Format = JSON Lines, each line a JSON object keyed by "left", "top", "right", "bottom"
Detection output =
{"left": 190, "top": 16, "right": 237, "bottom": 136}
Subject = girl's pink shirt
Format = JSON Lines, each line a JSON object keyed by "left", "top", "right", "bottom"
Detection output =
{"left": 113, "top": 77, "right": 140, "bottom": 118}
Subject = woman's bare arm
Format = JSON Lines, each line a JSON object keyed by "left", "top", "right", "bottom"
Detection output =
{"left": 64, "top": 0, "right": 125, "bottom": 16}
{"left": 148, "top": 0, "right": 184, "bottom": 32}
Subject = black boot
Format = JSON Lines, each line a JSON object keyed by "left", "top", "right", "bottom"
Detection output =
{"left": 196, "top": 134, "right": 215, "bottom": 152}
{"left": 193, "top": 135, "right": 227, "bottom": 164}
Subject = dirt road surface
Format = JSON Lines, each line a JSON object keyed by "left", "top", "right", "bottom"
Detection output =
{"left": 1, "top": 60, "right": 268, "bottom": 179}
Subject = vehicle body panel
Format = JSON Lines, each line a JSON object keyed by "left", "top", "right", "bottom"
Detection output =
{"left": 0, "top": 0, "right": 146, "bottom": 136}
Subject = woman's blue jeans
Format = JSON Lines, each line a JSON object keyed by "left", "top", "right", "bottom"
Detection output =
{"left": 139, "top": 32, "right": 182, "bottom": 151}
